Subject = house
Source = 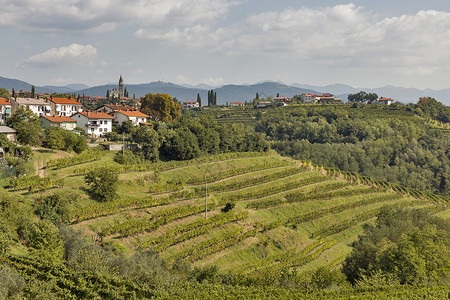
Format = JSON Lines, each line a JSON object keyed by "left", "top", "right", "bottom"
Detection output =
{"left": 300, "top": 93, "right": 341, "bottom": 103}
{"left": 229, "top": 102, "right": 245, "bottom": 107}
{"left": 94, "top": 104, "right": 136, "bottom": 114}
{"left": 40, "top": 115, "right": 78, "bottom": 131}
{"left": 256, "top": 101, "right": 271, "bottom": 108}
{"left": 71, "top": 112, "right": 114, "bottom": 137}
{"left": 182, "top": 101, "right": 199, "bottom": 109}
{"left": 0, "top": 126, "right": 16, "bottom": 142}
{"left": 377, "top": 98, "right": 394, "bottom": 105}
{"left": 10, "top": 97, "right": 52, "bottom": 116}
{"left": 113, "top": 110, "right": 149, "bottom": 126}
{"left": 50, "top": 98, "right": 83, "bottom": 116}
{"left": 273, "top": 97, "right": 290, "bottom": 104}
{"left": 0, "top": 98, "right": 11, "bottom": 124}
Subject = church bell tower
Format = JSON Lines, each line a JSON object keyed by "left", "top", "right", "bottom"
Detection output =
{"left": 119, "top": 75, "right": 124, "bottom": 98}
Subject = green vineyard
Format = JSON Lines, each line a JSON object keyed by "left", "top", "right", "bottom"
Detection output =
{"left": 58, "top": 151, "right": 446, "bottom": 275}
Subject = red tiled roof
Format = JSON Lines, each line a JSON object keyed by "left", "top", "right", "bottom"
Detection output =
{"left": 183, "top": 101, "right": 198, "bottom": 104}
{"left": 76, "top": 112, "right": 114, "bottom": 119}
{"left": 40, "top": 115, "right": 77, "bottom": 123}
{"left": 379, "top": 98, "right": 394, "bottom": 101}
{"left": 0, "top": 98, "right": 10, "bottom": 105}
{"left": 51, "top": 98, "right": 82, "bottom": 105}
{"left": 116, "top": 111, "right": 148, "bottom": 117}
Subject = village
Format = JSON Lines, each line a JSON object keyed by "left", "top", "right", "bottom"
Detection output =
{"left": 0, "top": 76, "right": 396, "bottom": 142}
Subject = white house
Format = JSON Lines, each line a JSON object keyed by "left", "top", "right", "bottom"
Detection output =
{"left": 256, "top": 101, "right": 271, "bottom": 108}
{"left": 113, "top": 110, "right": 149, "bottom": 126}
{"left": 377, "top": 98, "right": 394, "bottom": 105}
{"left": 0, "top": 98, "right": 11, "bottom": 124}
{"left": 182, "top": 101, "right": 199, "bottom": 109}
{"left": 50, "top": 98, "right": 83, "bottom": 116}
{"left": 71, "top": 112, "right": 114, "bottom": 137}
{"left": 10, "top": 97, "right": 52, "bottom": 116}
{"left": 229, "top": 102, "right": 245, "bottom": 107}
{"left": 40, "top": 115, "right": 78, "bottom": 131}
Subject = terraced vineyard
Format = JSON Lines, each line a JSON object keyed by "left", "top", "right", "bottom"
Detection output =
{"left": 52, "top": 151, "right": 448, "bottom": 275}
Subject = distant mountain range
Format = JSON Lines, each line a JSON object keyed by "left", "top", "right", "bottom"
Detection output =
{"left": 1, "top": 76, "right": 449, "bottom": 105}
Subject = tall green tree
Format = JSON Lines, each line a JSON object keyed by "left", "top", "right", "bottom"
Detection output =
{"left": 7, "top": 107, "right": 42, "bottom": 146}
{"left": 140, "top": 93, "right": 181, "bottom": 122}
{"left": 197, "top": 93, "right": 202, "bottom": 107}
{"left": 31, "top": 85, "right": 35, "bottom": 98}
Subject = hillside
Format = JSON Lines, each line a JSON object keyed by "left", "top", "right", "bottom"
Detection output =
{"left": 11, "top": 151, "right": 447, "bottom": 270}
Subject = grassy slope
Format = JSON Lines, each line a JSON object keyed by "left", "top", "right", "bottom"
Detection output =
{"left": 18, "top": 148, "right": 447, "bottom": 276}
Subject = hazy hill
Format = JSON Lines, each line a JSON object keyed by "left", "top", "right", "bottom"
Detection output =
{"left": 1, "top": 75, "right": 449, "bottom": 105}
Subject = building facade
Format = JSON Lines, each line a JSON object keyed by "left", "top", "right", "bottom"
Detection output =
{"left": 71, "top": 112, "right": 114, "bottom": 136}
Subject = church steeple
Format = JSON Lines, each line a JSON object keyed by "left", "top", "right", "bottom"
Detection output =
{"left": 119, "top": 75, "right": 124, "bottom": 98}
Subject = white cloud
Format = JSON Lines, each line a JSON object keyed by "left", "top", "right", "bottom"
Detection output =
{"left": 0, "top": 0, "right": 237, "bottom": 33}
{"left": 22, "top": 44, "right": 97, "bottom": 67}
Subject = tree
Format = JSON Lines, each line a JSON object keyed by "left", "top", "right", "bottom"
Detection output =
{"left": 84, "top": 167, "right": 119, "bottom": 202}
{"left": 161, "top": 127, "right": 200, "bottom": 160}
{"left": 140, "top": 93, "right": 181, "bottom": 122}
{"left": 31, "top": 85, "right": 35, "bottom": 98}
{"left": 132, "top": 126, "right": 160, "bottom": 161}
{"left": 347, "top": 91, "right": 378, "bottom": 104}
{"left": 197, "top": 93, "right": 202, "bottom": 107}
{"left": 342, "top": 207, "right": 450, "bottom": 284}
{"left": 0, "top": 88, "right": 10, "bottom": 99}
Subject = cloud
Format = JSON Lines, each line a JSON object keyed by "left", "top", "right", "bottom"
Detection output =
{"left": 22, "top": 44, "right": 97, "bottom": 67}
{"left": 0, "top": 0, "right": 237, "bottom": 33}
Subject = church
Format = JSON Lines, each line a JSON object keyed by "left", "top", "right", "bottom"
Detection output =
{"left": 110, "top": 75, "right": 125, "bottom": 99}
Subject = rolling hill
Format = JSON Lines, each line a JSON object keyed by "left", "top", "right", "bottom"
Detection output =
{"left": 15, "top": 150, "right": 445, "bottom": 275}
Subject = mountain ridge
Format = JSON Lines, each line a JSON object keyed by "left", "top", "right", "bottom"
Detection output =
{"left": 1, "top": 75, "right": 449, "bottom": 105}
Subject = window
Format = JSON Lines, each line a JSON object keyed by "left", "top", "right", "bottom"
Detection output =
{"left": 99, "top": 128, "right": 102, "bottom": 132}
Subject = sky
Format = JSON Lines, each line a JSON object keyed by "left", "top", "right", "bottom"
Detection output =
{"left": 2, "top": 0, "right": 450, "bottom": 90}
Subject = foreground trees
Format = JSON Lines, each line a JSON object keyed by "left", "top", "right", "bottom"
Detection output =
{"left": 342, "top": 207, "right": 450, "bottom": 284}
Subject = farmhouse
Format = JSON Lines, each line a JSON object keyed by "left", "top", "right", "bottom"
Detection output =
{"left": 182, "top": 101, "right": 199, "bottom": 109}
{"left": 72, "top": 112, "right": 114, "bottom": 137}
{"left": 50, "top": 97, "right": 83, "bottom": 116}
{"left": 0, "top": 98, "right": 11, "bottom": 124}
{"left": 40, "top": 115, "right": 78, "bottom": 131}
{"left": 0, "top": 126, "right": 16, "bottom": 142}
{"left": 378, "top": 97, "right": 394, "bottom": 105}
{"left": 113, "top": 110, "right": 149, "bottom": 126}
{"left": 273, "top": 97, "right": 290, "bottom": 104}
{"left": 10, "top": 97, "right": 52, "bottom": 116}
{"left": 256, "top": 101, "right": 271, "bottom": 108}
{"left": 300, "top": 93, "right": 342, "bottom": 103}
{"left": 229, "top": 102, "right": 245, "bottom": 107}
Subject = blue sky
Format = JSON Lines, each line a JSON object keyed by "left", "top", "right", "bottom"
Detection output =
{"left": 1, "top": 0, "right": 450, "bottom": 90}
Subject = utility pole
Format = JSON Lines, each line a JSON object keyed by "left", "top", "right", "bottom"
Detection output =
{"left": 122, "top": 132, "right": 125, "bottom": 156}
{"left": 205, "top": 179, "right": 207, "bottom": 219}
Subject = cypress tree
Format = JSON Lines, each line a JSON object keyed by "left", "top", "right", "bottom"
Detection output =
{"left": 214, "top": 91, "right": 217, "bottom": 105}
{"left": 31, "top": 85, "right": 35, "bottom": 98}
{"left": 197, "top": 93, "right": 202, "bottom": 107}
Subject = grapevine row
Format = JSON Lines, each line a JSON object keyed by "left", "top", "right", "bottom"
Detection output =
{"left": 223, "top": 175, "right": 330, "bottom": 204}
{"left": 46, "top": 149, "right": 102, "bottom": 169}
{"left": 101, "top": 202, "right": 216, "bottom": 237}
{"left": 140, "top": 211, "right": 248, "bottom": 249}
{"left": 71, "top": 151, "right": 274, "bottom": 176}
{"left": 193, "top": 167, "right": 309, "bottom": 194}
